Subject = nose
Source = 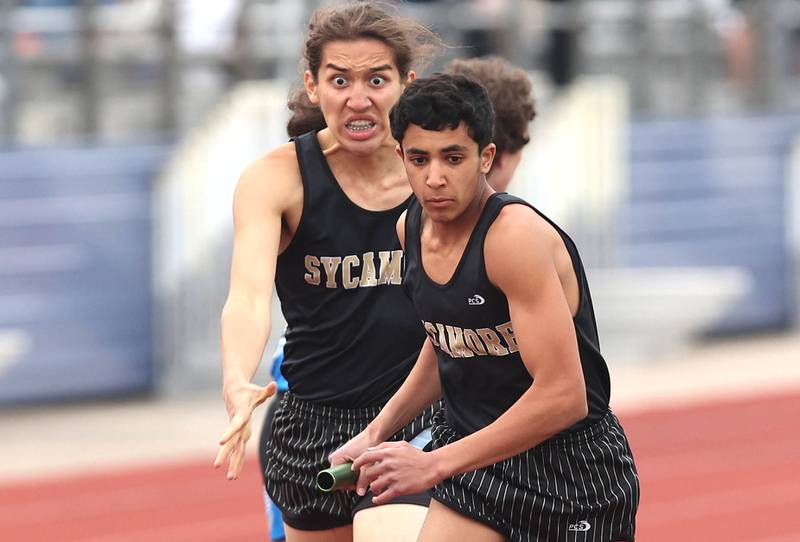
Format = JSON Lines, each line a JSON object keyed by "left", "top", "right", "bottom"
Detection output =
{"left": 346, "top": 82, "right": 371, "bottom": 111}
{"left": 426, "top": 160, "right": 446, "bottom": 188}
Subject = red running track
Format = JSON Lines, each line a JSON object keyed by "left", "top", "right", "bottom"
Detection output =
{"left": 2, "top": 391, "right": 799, "bottom": 541}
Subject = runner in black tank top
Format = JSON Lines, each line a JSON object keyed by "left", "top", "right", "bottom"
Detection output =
{"left": 215, "top": 6, "right": 444, "bottom": 538}
{"left": 404, "top": 192, "right": 611, "bottom": 436}
{"left": 347, "top": 75, "right": 639, "bottom": 541}
{"left": 275, "top": 130, "right": 425, "bottom": 407}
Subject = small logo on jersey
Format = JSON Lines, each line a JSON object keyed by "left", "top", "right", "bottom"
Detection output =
{"left": 568, "top": 521, "right": 591, "bottom": 532}
{"left": 467, "top": 294, "right": 485, "bottom": 306}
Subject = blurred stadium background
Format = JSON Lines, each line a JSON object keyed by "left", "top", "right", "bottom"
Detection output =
{"left": 1, "top": 0, "right": 800, "bottom": 540}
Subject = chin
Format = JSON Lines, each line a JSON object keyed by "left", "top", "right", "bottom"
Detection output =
{"left": 338, "top": 129, "right": 387, "bottom": 154}
{"left": 424, "top": 207, "right": 455, "bottom": 223}
{"left": 348, "top": 140, "right": 383, "bottom": 155}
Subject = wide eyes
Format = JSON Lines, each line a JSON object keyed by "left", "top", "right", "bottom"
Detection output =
{"left": 329, "top": 75, "right": 387, "bottom": 88}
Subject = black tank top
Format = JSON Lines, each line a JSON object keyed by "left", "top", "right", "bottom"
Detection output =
{"left": 275, "top": 131, "right": 426, "bottom": 407}
{"left": 404, "top": 192, "right": 611, "bottom": 435}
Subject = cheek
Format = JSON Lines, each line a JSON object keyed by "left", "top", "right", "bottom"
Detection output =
{"left": 317, "top": 88, "right": 345, "bottom": 110}
{"left": 377, "top": 86, "right": 404, "bottom": 110}
{"left": 405, "top": 171, "right": 425, "bottom": 190}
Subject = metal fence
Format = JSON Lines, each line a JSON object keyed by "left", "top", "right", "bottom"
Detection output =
{"left": 1, "top": 0, "right": 799, "bottom": 147}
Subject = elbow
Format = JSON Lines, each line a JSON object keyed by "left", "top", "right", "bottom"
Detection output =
{"left": 220, "top": 296, "right": 270, "bottom": 330}
{"left": 571, "top": 393, "right": 589, "bottom": 425}
{"left": 566, "top": 381, "right": 589, "bottom": 426}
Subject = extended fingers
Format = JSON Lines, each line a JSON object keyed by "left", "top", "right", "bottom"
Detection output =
{"left": 355, "top": 457, "right": 388, "bottom": 496}
{"left": 355, "top": 463, "right": 371, "bottom": 496}
{"left": 227, "top": 435, "right": 247, "bottom": 480}
{"left": 214, "top": 435, "right": 237, "bottom": 468}
{"left": 219, "top": 412, "right": 249, "bottom": 445}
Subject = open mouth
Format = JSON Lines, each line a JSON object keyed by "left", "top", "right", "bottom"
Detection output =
{"left": 345, "top": 120, "right": 376, "bottom": 132}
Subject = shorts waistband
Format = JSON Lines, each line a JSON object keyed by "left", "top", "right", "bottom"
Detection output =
{"left": 542, "top": 410, "right": 618, "bottom": 449}
{"left": 281, "top": 392, "right": 385, "bottom": 422}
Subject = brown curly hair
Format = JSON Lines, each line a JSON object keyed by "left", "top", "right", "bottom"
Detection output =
{"left": 445, "top": 56, "right": 536, "bottom": 157}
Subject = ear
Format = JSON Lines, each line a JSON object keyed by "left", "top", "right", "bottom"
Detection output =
{"left": 304, "top": 70, "right": 319, "bottom": 105}
{"left": 405, "top": 70, "right": 417, "bottom": 84}
{"left": 480, "top": 143, "right": 496, "bottom": 174}
{"left": 395, "top": 143, "right": 404, "bottom": 160}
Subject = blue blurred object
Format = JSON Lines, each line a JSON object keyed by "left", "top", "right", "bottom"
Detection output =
{"left": 267, "top": 492, "right": 286, "bottom": 541}
{"left": 624, "top": 114, "right": 800, "bottom": 333}
{"left": 0, "top": 143, "right": 171, "bottom": 404}
{"left": 271, "top": 335, "right": 289, "bottom": 393}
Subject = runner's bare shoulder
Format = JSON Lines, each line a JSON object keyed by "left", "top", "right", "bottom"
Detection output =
{"left": 234, "top": 141, "right": 302, "bottom": 215}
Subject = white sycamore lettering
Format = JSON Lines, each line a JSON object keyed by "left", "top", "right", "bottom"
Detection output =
{"left": 422, "top": 319, "right": 518, "bottom": 358}
{"left": 304, "top": 250, "right": 403, "bottom": 289}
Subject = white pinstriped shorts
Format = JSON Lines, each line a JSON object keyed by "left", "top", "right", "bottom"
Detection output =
{"left": 430, "top": 409, "right": 640, "bottom": 542}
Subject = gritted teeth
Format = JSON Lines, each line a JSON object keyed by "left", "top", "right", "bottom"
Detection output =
{"left": 346, "top": 120, "right": 375, "bottom": 131}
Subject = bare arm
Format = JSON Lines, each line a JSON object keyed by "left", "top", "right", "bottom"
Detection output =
{"left": 362, "top": 338, "right": 441, "bottom": 444}
{"left": 214, "top": 145, "right": 299, "bottom": 479}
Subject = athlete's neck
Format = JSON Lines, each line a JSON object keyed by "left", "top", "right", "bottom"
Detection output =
{"left": 316, "top": 128, "right": 410, "bottom": 211}
{"left": 317, "top": 128, "right": 404, "bottom": 186}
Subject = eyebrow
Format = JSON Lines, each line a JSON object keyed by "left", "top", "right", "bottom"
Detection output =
{"left": 406, "top": 144, "right": 469, "bottom": 155}
{"left": 324, "top": 63, "right": 394, "bottom": 73}
{"left": 441, "top": 144, "right": 468, "bottom": 153}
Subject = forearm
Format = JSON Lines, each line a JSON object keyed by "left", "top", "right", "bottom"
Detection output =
{"left": 366, "top": 340, "right": 441, "bottom": 443}
{"left": 433, "top": 383, "right": 587, "bottom": 478}
{"left": 220, "top": 296, "right": 272, "bottom": 387}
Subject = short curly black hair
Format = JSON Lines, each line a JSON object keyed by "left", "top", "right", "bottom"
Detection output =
{"left": 390, "top": 73, "right": 495, "bottom": 150}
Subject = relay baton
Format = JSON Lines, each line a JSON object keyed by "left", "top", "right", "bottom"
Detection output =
{"left": 316, "top": 462, "right": 358, "bottom": 492}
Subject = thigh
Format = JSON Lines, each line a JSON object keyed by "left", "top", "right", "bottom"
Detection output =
{"left": 285, "top": 524, "right": 352, "bottom": 542}
{"left": 353, "top": 503, "right": 428, "bottom": 542}
{"left": 418, "top": 500, "right": 507, "bottom": 542}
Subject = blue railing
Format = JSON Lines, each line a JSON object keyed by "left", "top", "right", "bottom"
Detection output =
{"left": 0, "top": 143, "right": 171, "bottom": 404}
{"left": 624, "top": 114, "right": 800, "bottom": 333}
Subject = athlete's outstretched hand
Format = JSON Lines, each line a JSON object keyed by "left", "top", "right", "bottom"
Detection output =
{"left": 351, "top": 441, "right": 443, "bottom": 505}
{"left": 327, "top": 430, "right": 379, "bottom": 491}
{"left": 214, "top": 380, "right": 277, "bottom": 479}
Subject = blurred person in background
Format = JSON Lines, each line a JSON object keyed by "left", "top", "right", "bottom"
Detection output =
{"left": 259, "top": 53, "right": 537, "bottom": 541}
{"left": 445, "top": 56, "right": 536, "bottom": 192}
{"left": 701, "top": 0, "right": 755, "bottom": 90}
{"left": 214, "top": 3, "right": 443, "bottom": 541}
{"left": 544, "top": 0, "right": 576, "bottom": 87}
